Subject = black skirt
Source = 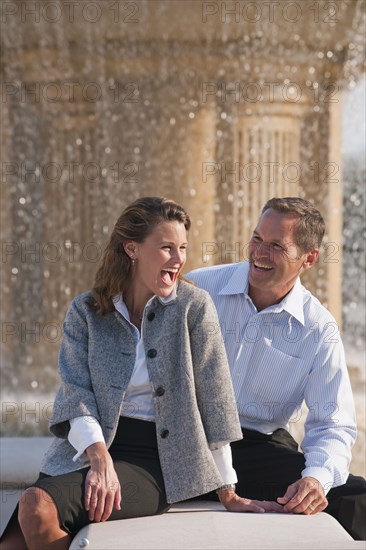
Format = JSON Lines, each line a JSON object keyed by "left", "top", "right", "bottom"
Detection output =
{"left": 32, "top": 416, "right": 170, "bottom": 536}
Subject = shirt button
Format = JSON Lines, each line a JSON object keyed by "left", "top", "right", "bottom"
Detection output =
{"left": 147, "top": 349, "right": 157, "bottom": 358}
{"left": 147, "top": 312, "right": 155, "bottom": 321}
{"left": 160, "top": 429, "right": 169, "bottom": 439}
{"left": 156, "top": 386, "right": 165, "bottom": 396}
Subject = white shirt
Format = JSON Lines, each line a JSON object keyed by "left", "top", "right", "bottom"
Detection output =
{"left": 68, "top": 287, "right": 237, "bottom": 485}
{"left": 187, "top": 261, "right": 357, "bottom": 493}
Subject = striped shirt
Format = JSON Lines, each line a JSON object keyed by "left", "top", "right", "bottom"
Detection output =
{"left": 187, "top": 261, "right": 357, "bottom": 492}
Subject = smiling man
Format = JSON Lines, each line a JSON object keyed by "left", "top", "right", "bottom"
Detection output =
{"left": 188, "top": 197, "right": 365, "bottom": 540}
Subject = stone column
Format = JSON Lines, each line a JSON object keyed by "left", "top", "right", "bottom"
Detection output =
{"left": 233, "top": 104, "right": 305, "bottom": 246}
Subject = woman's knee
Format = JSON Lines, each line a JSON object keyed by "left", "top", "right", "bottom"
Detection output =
{"left": 18, "top": 487, "right": 57, "bottom": 535}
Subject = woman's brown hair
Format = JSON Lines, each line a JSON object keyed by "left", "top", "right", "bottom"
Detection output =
{"left": 90, "top": 197, "right": 191, "bottom": 314}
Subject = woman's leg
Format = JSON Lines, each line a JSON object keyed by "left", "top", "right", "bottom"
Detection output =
{"left": 18, "top": 487, "right": 71, "bottom": 550}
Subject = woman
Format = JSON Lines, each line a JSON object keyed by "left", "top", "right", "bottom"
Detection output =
{"left": 3, "top": 197, "right": 281, "bottom": 550}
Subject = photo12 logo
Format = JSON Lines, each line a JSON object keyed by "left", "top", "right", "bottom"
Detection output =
{"left": 1, "top": 2, "right": 140, "bottom": 24}
{"left": 201, "top": 2, "right": 339, "bottom": 24}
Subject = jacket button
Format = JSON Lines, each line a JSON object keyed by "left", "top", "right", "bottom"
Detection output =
{"left": 156, "top": 386, "right": 165, "bottom": 396}
{"left": 147, "top": 312, "right": 155, "bottom": 321}
{"left": 160, "top": 429, "right": 169, "bottom": 439}
{"left": 147, "top": 349, "right": 157, "bottom": 358}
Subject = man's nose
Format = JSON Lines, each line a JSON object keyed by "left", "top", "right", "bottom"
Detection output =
{"left": 255, "top": 242, "right": 273, "bottom": 260}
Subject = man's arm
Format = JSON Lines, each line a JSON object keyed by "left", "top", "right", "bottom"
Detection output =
{"left": 279, "top": 323, "right": 357, "bottom": 513}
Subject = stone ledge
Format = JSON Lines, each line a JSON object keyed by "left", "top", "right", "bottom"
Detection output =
{"left": 70, "top": 501, "right": 363, "bottom": 550}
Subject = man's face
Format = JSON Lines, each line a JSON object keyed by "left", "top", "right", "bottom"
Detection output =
{"left": 248, "top": 209, "right": 310, "bottom": 301}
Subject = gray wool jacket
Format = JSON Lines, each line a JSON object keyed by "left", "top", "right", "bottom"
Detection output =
{"left": 41, "top": 280, "right": 243, "bottom": 503}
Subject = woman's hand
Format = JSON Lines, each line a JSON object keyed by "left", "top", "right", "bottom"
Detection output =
{"left": 85, "top": 442, "right": 122, "bottom": 522}
{"left": 218, "top": 488, "right": 286, "bottom": 513}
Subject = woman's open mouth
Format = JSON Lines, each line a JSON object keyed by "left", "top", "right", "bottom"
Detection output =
{"left": 161, "top": 268, "right": 179, "bottom": 285}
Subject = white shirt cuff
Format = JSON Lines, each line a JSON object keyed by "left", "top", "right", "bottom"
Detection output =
{"left": 68, "top": 416, "right": 105, "bottom": 462}
{"left": 301, "top": 467, "right": 335, "bottom": 495}
{"left": 211, "top": 443, "right": 238, "bottom": 485}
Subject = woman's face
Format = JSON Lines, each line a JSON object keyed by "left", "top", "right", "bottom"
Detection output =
{"left": 126, "top": 221, "right": 188, "bottom": 299}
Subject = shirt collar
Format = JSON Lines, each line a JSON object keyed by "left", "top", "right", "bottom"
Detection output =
{"left": 219, "top": 261, "right": 250, "bottom": 295}
{"left": 113, "top": 285, "right": 177, "bottom": 320}
{"left": 219, "top": 260, "right": 304, "bottom": 325}
{"left": 275, "top": 277, "right": 305, "bottom": 326}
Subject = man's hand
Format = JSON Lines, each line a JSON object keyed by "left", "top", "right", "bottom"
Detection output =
{"left": 277, "top": 476, "right": 328, "bottom": 514}
{"left": 85, "top": 442, "right": 122, "bottom": 522}
{"left": 219, "top": 489, "right": 286, "bottom": 513}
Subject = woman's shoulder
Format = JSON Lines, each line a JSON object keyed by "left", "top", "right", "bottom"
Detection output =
{"left": 65, "top": 290, "right": 96, "bottom": 318}
{"left": 70, "top": 290, "right": 94, "bottom": 307}
{"left": 177, "top": 279, "right": 212, "bottom": 304}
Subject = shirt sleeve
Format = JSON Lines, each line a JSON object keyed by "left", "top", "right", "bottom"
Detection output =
{"left": 68, "top": 416, "right": 105, "bottom": 462}
{"left": 210, "top": 443, "right": 238, "bottom": 485}
{"left": 302, "top": 325, "right": 357, "bottom": 494}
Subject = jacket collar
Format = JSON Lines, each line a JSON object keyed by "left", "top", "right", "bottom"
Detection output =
{"left": 219, "top": 261, "right": 304, "bottom": 326}
{"left": 114, "top": 285, "right": 177, "bottom": 320}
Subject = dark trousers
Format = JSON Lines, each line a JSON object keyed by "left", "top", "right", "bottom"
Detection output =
{"left": 201, "top": 428, "right": 366, "bottom": 540}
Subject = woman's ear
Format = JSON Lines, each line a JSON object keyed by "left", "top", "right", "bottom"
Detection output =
{"left": 123, "top": 241, "right": 137, "bottom": 259}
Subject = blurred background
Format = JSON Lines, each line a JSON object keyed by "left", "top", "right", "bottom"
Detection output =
{"left": 1, "top": 0, "right": 365, "bottom": 475}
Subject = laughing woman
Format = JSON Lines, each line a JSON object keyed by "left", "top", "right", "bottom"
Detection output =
{"left": 4, "top": 197, "right": 281, "bottom": 550}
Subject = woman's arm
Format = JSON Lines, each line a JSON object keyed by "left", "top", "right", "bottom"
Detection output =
{"left": 50, "top": 298, "right": 101, "bottom": 438}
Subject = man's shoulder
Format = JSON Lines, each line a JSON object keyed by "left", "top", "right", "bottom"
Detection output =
{"left": 187, "top": 262, "right": 244, "bottom": 293}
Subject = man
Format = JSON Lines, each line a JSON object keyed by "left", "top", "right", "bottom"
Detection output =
{"left": 188, "top": 197, "right": 365, "bottom": 539}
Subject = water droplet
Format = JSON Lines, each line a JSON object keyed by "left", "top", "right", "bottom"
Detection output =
{"left": 188, "top": 112, "right": 195, "bottom": 119}
{"left": 19, "top": 197, "right": 26, "bottom": 204}
{"left": 169, "top": 118, "right": 176, "bottom": 125}
{"left": 189, "top": 189, "right": 196, "bottom": 196}
{"left": 134, "top": 147, "right": 140, "bottom": 154}
{"left": 105, "top": 147, "right": 111, "bottom": 154}
{"left": 309, "top": 67, "right": 315, "bottom": 74}
{"left": 31, "top": 381, "right": 38, "bottom": 389}
{"left": 76, "top": 138, "right": 82, "bottom": 145}
{"left": 327, "top": 51, "right": 333, "bottom": 58}
{"left": 221, "top": 112, "right": 227, "bottom": 120}
{"left": 11, "top": 267, "right": 18, "bottom": 275}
